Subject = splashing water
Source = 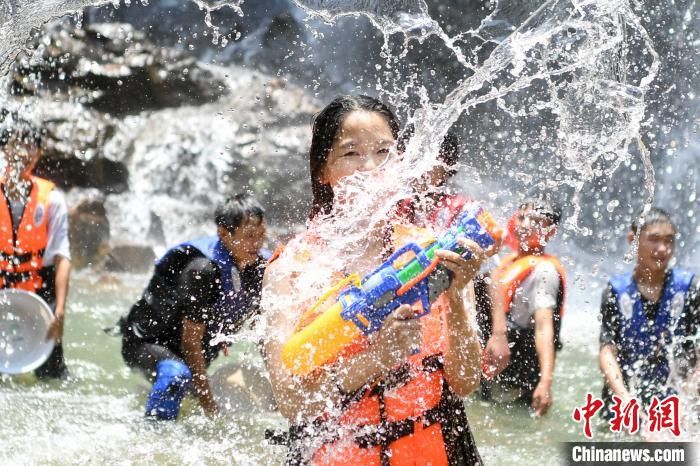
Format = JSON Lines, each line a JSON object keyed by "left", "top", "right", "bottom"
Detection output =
{"left": 191, "top": 0, "right": 244, "bottom": 46}
{"left": 261, "top": 0, "right": 660, "bottom": 339}
{"left": 248, "top": 1, "right": 694, "bottom": 454}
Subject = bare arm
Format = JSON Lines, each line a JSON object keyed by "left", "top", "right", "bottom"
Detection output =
{"left": 181, "top": 318, "right": 218, "bottom": 416}
{"left": 441, "top": 285, "right": 482, "bottom": 397}
{"left": 483, "top": 276, "right": 511, "bottom": 378}
{"left": 435, "top": 238, "right": 488, "bottom": 397}
{"left": 46, "top": 255, "right": 71, "bottom": 342}
{"left": 531, "top": 307, "right": 555, "bottom": 415}
{"left": 488, "top": 280, "right": 509, "bottom": 337}
{"left": 599, "top": 343, "right": 631, "bottom": 401}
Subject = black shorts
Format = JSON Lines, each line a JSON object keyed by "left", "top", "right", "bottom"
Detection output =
{"left": 121, "top": 332, "right": 184, "bottom": 381}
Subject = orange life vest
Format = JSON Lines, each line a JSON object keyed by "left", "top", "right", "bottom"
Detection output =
{"left": 0, "top": 176, "right": 54, "bottom": 292}
{"left": 283, "top": 226, "right": 482, "bottom": 466}
{"left": 301, "top": 295, "right": 480, "bottom": 466}
{"left": 491, "top": 253, "right": 567, "bottom": 316}
{"left": 393, "top": 193, "right": 469, "bottom": 230}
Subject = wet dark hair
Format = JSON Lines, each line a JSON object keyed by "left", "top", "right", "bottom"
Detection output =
{"left": 397, "top": 124, "right": 459, "bottom": 181}
{"left": 439, "top": 132, "right": 460, "bottom": 176}
{"left": 309, "top": 95, "right": 400, "bottom": 219}
{"left": 520, "top": 198, "right": 563, "bottom": 225}
{"left": 630, "top": 207, "right": 675, "bottom": 234}
{"left": 396, "top": 123, "right": 414, "bottom": 153}
{"left": 215, "top": 193, "right": 265, "bottom": 233}
{"left": 0, "top": 110, "right": 44, "bottom": 149}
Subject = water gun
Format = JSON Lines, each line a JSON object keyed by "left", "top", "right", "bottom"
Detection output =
{"left": 281, "top": 204, "right": 502, "bottom": 376}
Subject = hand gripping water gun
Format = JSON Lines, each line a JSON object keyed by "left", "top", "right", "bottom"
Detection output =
{"left": 281, "top": 205, "right": 502, "bottom": 376}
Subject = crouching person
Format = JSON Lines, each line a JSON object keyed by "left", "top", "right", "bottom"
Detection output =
{"left": 119, "top": 194, "right": 268, "bottom": 420}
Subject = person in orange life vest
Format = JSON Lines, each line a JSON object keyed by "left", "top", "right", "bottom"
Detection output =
{"left": 599, "top": 208, "right": 699, "bottom": 419}
{"left": 393, "top": 129, "right": 471, "bottom": 231}
{"left": 0, "top": 114, "right": 72, "bottom": 379}
{"left": 479, "top": 200, "right": 565, "bottom": 416}
{"left": 262, "top": 95, "right": 489, "bottom": 465}
{"left": 392, "top": 129, "right": 504, "bottom": 263}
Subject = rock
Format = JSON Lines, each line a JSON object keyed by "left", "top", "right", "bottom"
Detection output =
{"left": 210, "top": 362, "right": 277, "bottom": 412}
{"left": 35, "top": 156, "right": 128, "bottom": 194}
{"left": 97, "top": 67, "right": 317, "bottom": 245}
{"left": 68, "top": 193, "right": 111, "bottom": 269}
{"left": 262, "top": 12, "right": 304, "bottom": 50}
{"left": 94, "top": 274, "right": 124, "bottom": 288}
{"left": 146, "top": 211, "right": 166, "bottom": 245}
{"left": 102, "top": 244, "right": 156, "bottom": 273}
{"left": 11, "top": 20, "right": 228, "bottom": 114}
{"left": 6, "top": 101, "right": 128, "bottom": 193}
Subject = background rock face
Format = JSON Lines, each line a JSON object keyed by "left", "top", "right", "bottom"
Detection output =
{"left": 84, "top": 0, "right": 698, "bottom": 262}
{"left": 99, "top": 70, "right": 316, "bottom": 252}
{"left": 102, "top": 244, "right": 157, "bottom": 273}
{"left": 67, "top": 193, "right": 110, "bottom": 268}
{"left": 4, "top": 16, "right": 317, "bottom": 270}
{"left": 12, "top": 21, "right": 228, "bottom": 113}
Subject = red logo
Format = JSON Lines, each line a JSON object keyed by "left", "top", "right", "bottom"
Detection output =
{"left": 573, "top": 393, "right": 682, "bottom": 438}
{"left": 647, "top": 395, "right": 681, "bottom": 437}
{"left": 608, "top": 396, "right": 641, "bottom": 434}
{"left": 572, "top": 393, "right": 603, "bottom": 438}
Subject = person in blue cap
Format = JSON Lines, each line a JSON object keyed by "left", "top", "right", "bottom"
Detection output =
{"left": 119, "top": 193, "right": 269, "bottom": 419}
{"left": 599, "top": 208, "right": 699, "bottom": 417}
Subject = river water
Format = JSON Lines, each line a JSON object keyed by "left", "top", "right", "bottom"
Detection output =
{"left": 0, "top": 275, "right": 615, "bottom": 465}
{"left": 6, "top": 273, "right": 697, "bottom": 464}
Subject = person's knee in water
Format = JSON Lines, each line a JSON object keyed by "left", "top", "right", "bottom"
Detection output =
{"left": 481, "top": 198, "right": 565, "bottom": 417}
{"left": 119, "top": 193, "right": 268, "bottom": 420}
{"left": 0, "top": 112, "right": 72, "bottom": 380}
{"left": 598, "top": 208, "right": 699, "bottom": 418}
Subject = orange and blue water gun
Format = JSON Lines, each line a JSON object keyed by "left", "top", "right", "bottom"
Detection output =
{"left": 282, "top": 204, "right": 502, "bottom": 376}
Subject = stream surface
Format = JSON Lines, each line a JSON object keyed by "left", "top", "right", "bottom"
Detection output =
{"left": 1, "top": 274, "right": 657, "bottom": 465}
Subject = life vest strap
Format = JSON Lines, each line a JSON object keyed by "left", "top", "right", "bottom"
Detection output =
{"left": 275, "top": 355, "right": 448, "bottom": 451}
{"left": 355, "top": 417, "right": 415, "bottom": 448}
{"left": 0, "top": 248, "right": 44, "bottom": 265}
{"left": 317, "top": 355, "right": 448, "bottom": 450}
{"left": 331, "top": 353, "right": 444, "bottom": 410}
{"left": 0, "top": 270, "right": 34, "bottom": 284}
{"left": 354, "top": 397, "right": 449, "bottom": 448}
{"left": 276, "top": 391, "right": 453, "bottom": 452}
{"left": 369, "top": 353, "right": 443, "bottom": 396}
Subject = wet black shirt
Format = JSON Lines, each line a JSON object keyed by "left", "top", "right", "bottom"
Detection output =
{"left": 123, "top": 245, "right": 266, "bottom": 364}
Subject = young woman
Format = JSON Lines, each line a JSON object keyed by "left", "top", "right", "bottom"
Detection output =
{"left": 262, "top": 95, "right": 486, "bottom": 465}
